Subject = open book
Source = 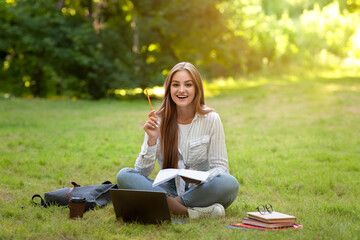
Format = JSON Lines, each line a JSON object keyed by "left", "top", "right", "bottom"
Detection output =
{"left": 152, "top": 169, "right": 210, "bottom": 187}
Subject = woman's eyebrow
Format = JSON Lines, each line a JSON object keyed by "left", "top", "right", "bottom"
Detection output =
{"left": 172, "top": 80, "right": 193, "bottom": 83}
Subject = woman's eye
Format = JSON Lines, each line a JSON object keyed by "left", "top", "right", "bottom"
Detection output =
{"left": 186, "top": 84, "right": 192, "bottom": 87}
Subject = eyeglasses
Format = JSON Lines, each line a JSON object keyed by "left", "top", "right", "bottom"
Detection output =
{"left": 256, "top": 203, "right": 273, "bottom": 215}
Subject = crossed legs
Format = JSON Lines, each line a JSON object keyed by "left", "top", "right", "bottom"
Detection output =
{"left": 116, "top": 168, "right": 239, "bottom": 216}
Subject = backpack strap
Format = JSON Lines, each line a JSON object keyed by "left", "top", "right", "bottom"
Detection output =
{"left": 32, "top": 194, "right": 47, "bottom": 208}
{"left": 102, "top": 181, "right": 112, "bottom": 184}
{"left": 65, "top": 181, "right": 80, "bottom": 198}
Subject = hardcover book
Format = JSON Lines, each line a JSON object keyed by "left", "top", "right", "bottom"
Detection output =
{"left": 241, "top": 217, "right": 295, "bottom": 228}
{"left": 246, "top": 211, "right": 296, "bottom": 223}
{"left": 231, "top": 223, "right": 303, "bottom": 231}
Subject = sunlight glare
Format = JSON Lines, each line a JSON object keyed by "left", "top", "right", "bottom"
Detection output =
{"left": 161, "top": 69, "right": 169, "bottom": 76}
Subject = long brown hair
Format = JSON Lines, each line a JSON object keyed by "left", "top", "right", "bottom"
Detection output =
{"left": 157, "top": 62, "right": 212, "bottom": 169}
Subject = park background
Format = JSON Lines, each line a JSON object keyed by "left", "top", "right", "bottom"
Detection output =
{"left": 0, "top": 0, "right": 359, "bottom": 239}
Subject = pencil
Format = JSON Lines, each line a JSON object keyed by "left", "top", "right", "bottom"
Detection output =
{"left": 145, "top": 89, "right": 156, "bottom": 117}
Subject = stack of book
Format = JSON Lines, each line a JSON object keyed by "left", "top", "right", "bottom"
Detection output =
{"left": 230, "top": 211, "right": 303, "bottom": 231}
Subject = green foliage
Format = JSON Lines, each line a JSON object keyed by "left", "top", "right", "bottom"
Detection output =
{"left": 220, "top": 0, "right": 360, "bottom": 70}
{"left": 0, "top": 0, "right": 359, "bottom": 99}
{"left": 129, "top": 0, "right": 240, "bottom": 83}
{"left": 299, "top": 2, "right": 358, "bottom": 58}
{"left": 0, "top": 0, "right": 134, "bottom": 99}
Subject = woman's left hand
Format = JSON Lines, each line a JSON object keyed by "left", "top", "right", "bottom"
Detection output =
{"left": 181, "top": 177, "right": 201, "bottom": 184}
{"left": 181, "top": 168, "right": 201, "bottom": 184}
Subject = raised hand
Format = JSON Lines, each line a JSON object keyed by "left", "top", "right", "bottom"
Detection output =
{"left": 143, "top": 110, "right": 160, "bottom": 146}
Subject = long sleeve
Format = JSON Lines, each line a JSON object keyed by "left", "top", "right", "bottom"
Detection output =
{"left": 206, "top": 113, "right": 229, "bottom": 179}
{"left": 134, "top": 132, "right": 160, "bottom": 176}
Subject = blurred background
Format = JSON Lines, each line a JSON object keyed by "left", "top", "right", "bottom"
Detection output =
{"left": 0, "top": 0, "right": 359, "bottom": 100}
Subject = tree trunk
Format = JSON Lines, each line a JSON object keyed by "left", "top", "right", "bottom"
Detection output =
{"left": 92, "top": 0, "right": 104, "bottom": 32}
{"left": 132, "top": 12, "right": 141, "bottom": 87}
{"left": 30, "top": 63, "right": 45, "bottom": 97}
{"left": 57, "top": 0, "right": 65, "bottom": 11}
{"left": 84, "top": 0, "right": 93, "bottom": 19}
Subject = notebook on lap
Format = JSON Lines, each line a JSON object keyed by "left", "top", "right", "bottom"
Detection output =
{"left": 110, "top": 189, "right": 172, "bottom": 224}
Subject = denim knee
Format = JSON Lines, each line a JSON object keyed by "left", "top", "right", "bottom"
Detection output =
{"left": 181, "top": 173, "right": 239, "bottom": 209}
{"left": 219, "top": 174, "right": 239, "bottom": 208}
{"left": 116, "top": 167, "right": 135, "bottom": 188}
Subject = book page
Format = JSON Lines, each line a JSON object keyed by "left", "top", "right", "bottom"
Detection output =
{"left": 178, "top": 169, "right": 210, "bottom": 182}
{"left": 152, "top": 169, "right": 179, "bottom": 187}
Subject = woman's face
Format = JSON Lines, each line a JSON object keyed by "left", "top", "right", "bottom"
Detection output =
{"left": 170, "top": 70, "right": 196, "bottom": 110}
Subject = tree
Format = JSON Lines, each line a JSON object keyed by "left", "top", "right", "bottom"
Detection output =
{"left": 0, "top": 0, "right": 134, "bottom": 99}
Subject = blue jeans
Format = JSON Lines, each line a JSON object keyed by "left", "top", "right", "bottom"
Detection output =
{"left": 116, "top": 168, "right": 239, "bottom": 209}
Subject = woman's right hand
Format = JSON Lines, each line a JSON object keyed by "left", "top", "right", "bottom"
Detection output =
{"left": 144, "top": 110, "right": 160, "bottom": 146}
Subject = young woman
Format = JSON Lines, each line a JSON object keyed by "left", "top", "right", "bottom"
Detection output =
{"left": 116, "top": 62, "right": 239, "bottom": 219}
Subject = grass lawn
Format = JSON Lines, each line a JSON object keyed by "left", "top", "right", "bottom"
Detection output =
{"left": 1, "top": 72, "right": 359, "bottom": 239}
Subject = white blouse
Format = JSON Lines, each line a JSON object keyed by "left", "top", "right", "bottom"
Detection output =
{"left": 135, "top": 111, "right": 229, "bottom": 195}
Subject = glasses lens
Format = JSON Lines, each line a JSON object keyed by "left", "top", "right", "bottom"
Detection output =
{"left": 265, "top": 204, "right": 273, "bottom": 213}
{"left": 256, "top": 205, "right": 266, "bottom": 215}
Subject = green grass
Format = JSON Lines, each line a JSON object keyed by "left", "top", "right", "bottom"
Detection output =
{"left": 1, "top": 72, "right": 360, "bottom": 239}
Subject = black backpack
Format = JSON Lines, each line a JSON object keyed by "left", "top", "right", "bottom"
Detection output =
{"left": 32, "top": 181, "right": 117, "bottom": 212}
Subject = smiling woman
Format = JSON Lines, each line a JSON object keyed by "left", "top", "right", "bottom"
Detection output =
{"left": 116, "top": 62, "right": 239, "bottom": 219}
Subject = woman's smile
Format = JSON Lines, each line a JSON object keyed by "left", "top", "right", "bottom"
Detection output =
{"left": 177, "top": 95, "right": 188, "bottom": 99}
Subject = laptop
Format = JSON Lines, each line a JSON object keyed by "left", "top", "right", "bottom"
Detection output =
{"left": 110, "top": 189, "right": 173, "bottom": 224}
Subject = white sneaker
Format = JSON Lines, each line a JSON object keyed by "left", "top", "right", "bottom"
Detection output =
{"left": 187, "top": 203, "right": 225, "bottom": 219}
